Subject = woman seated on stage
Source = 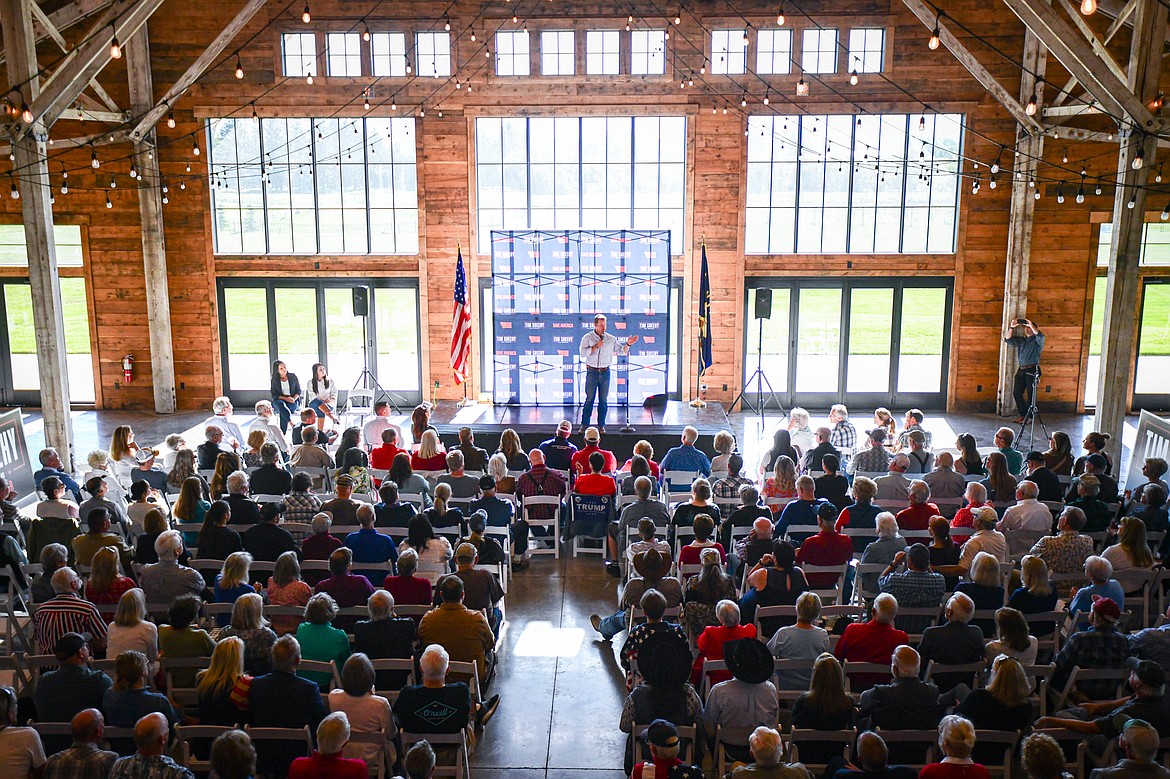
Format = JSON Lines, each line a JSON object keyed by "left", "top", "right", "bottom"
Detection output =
{"left": 305, "top": 362, "right": 339, "bottom": 425}
{"left": 410, "top": 430, "right": 448, "bottom": 472}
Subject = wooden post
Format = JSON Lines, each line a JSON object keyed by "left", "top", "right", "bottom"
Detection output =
{"left": 997, "top": 30, "right": 1046, "bottom": 416}
{"left": 0, "top": 0, "right": 75, "bottom": 469}
{"left": 1095, "top": 0, "right": 1167, "bottom": 449}
{"left": 125, "top": 26, "right": 177, "bottom": 413}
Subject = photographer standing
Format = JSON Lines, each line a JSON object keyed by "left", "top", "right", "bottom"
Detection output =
{"left": 1004, "top": 317, "right": 1045, "bottom": 423}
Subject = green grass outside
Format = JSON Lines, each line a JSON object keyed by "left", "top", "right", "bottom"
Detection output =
{"left": 6, "top": 278, "right": 91, "bottom": 354}
{"left": 1089, "top": 277, "right": 1170, "bottom": 356}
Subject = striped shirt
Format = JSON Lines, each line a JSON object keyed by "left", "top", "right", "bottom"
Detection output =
{"left": 33, "top": 593, "right": 107, "bottom": 653}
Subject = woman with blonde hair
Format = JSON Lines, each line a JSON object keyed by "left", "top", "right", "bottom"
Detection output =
{"left": 410, "top": 429, "right": 447, "bottom": 472}
{"left": 219, "top": 592, "right": 276, "bottom": 675}
{"left": 710, "top": 431, "right": 736, "bottom": 476}
{"left": 955, "top": 552, "right": 1006, "bottom": 637}
{"left": 106, "top": 588, "right": 159, "bottom": 678}
{"left": 956, "top": 655, "right": 1033, "bottom": 732}
{"left": 242, "top": 429, "right": 267, "bottom": 469}
{"left": 792, "top": 653, "right": 856, "bottom": 736}
{"left": 210, "top": 452, "right": 242, "bottom": 499}
{"left": 266, "top": 550, "right": 312, "bottom": 635}
{"left": 788, "top": 407, "right": 815, "bottom": 456}
{"left": 920, "top": 716, "right": 986, "bottom": 779}
{"left": 85, "top": 545, "right": 136, "bottom": 605}
{"left": 213, "top": 552, "right": 259, "bottom": 627}
{"left": 762, "top": 455, "right": 798, "bottom": 514}
{"left": 1008, "top": 555, "right": 1059, "bottom": 638}
{"left": 623, "top": 439, "right": 660, "bottom": 477}
{"left": 83, "top": 449, "right": 128, "bottom": 507}
{"left": 982, "top": 452, "right": 1018, "bottom": 503}
{"left": 109, "top": 425, "right": 138, "bottom": 486}
{"left": 495, "top": 429, "right": 528, "bottom": 471}
{"left": 873, "top": 408, "right": 897, "bottom": 443}
{"left": 420, "top": 482, "right": 463, "bottom": 537}
{"left": 197, "top": 636, "right": 251, "bottom": 726}
{"left": 1103, "top": 516, "right": 1156, "bottom": 595}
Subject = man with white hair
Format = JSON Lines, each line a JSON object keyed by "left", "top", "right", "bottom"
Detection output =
{"left": 828, "top": 404, "right": 857, "bottom": 459}
{"left": 729, "top": 726, "right": 813, "bottom": 778}
{"left": 916, "top": 593, "right": 985, "bottom": 692}
{"left": 204, "top": 396, "right": 246, "bottom": 452}
{"left": 659, "top": 425, "right": 712, "bottom": 488}
{"left": 732, "top": 514, "right": 777, "bottom": 574}
{"left": 1028, "top": 506, "right": 1095, "bottom": 596}
{"left": 938, "top": 507, "right": 1009, "bottom": 580}
{"left": 858, "top": 645, "right": 944, "bottom": 731}
{"left": 249, "top": 400, "right": 289, "bottom": 455}
{"left": 139, "top": 530, "right": 205, "bottom": 604}
{"left": 288, "top": 711, "right": 367, "bottom": 779}
{"left": 922, "top": 452, "right": 967, "bottom": 500}
{"left": 225, "top": 471, "right": 262, "bottom": 526}
{"left": 874, "top": 455, "right": 913, "bottom": 502}
{"left": 35, "top": 447, "right": 82, "bottom": 502}
{"left": 1089, "top": 718, "right": 1170, "bottom": 779}
{"left": 437, "top": 450, "right": 480, "bottom": 499}
{"left": 394, "top": 644, "right": 492, "bottom": 738}
{"left": 516, "top": 448, "right": 568, "bottom": 559}
{"left": 34, "top": 568, "right": 108, "bottom": 655}
{"left": 1069, "top": 556, "right": 1127, "bottom": 631}
{"left": 895, "top": 480, "right": 940, "bottom": 531}
{"left": 197, "top": 424, "right": 235, "bottom": 470}
{"left": 802, "top": 427, "right": 841, "bottom": 474}
{"left": 108, "top": 712, "right": 192, "bottom": 779}
{"left": 997, "top": 480, "right": 1054, "bottom": 555}
{"left": 834, "top": 594, "right": 909, "bottom": 692}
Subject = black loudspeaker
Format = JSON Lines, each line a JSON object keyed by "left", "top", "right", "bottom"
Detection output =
{"left": 642, "top": 393, "right": 668, "bottom": 409}
{"left": 755, "top": 289, "right": 773, "bottom": 320}
{"left": 352, "top": 287, "right": 369, "bottom": 317}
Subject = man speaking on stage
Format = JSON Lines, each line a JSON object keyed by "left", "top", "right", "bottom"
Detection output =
{"left": 580, "top": 314, "right": 639, "bottom": 432}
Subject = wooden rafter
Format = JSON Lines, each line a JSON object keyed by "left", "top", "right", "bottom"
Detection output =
{"left": 28, "top": 0, "right": 122, "bottom": 114}
{"left": 0, "top": 0, "right": 111, "bottom": 68}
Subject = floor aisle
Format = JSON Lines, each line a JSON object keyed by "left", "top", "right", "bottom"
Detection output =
{"left": 470, "top": 554, "right": 631, "bottom": 778}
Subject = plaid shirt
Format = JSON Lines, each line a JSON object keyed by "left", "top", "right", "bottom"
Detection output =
{"left": 44, "top": 742, "right": 119, "bottom": 779}
{"left": 850, "top": 446, "right": 891, "bottom": 476}
{"left": 110, "top": 753, "right": 194, "bottom": 779}
{"left": 283, "top": 491, "right": 322, "bottom": 524}
{"left": 1053, "top": 626, "right": 1131, "bottom": 700}
{"left": 878, "top": 569, "right": 946, "bottom": 634}
{"left": 830, "top": 420, "right": 858, "bottom": 453}
{"left": 712, "top": 475, "right": 755, "bottom": 501}
{"left": 516, "top": 465, "right": 567, "bottom": 520}
{"left": 898, "top": 423, "right": 933, "bottom": 451}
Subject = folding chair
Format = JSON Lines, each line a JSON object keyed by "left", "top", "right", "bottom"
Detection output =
{"left": 245, "top": 725, "right": 313, "bottom": 776}
{"left": 875, "top": 728, "right": 939, "bottom": 769}
{"left": 176, "top": 724, "right": 236, "bottom": 774}
{"left": 662, "top": 470, "right": 701, "bottom": 504}
{"left": 1054, "top": 667, "right": 1130, "bottom": 711}
{"left": 783, "top": 524, "right": 821, "bottom": 544}
{"left": 972, "top": 730, "right": 1020, "bottom": 779}
{"left": 371, "top": 658, "right": 417, "bottom": 699}
{"left": 1122, "top": 569, "right": 1160, "bottom": 629}
{"left": 569, "top": 493, "right": 612, "bottom": 557}
{"left": 789, "top": 728, "right": 856, "bottom": 774}
{"left": 341, "top": 389, "right": 375, "bottom": 429}
{"left": 632, "top": 722, "right": 699, "bottom": 765}
{"left": 842, "top": 662, "right": 893, "bottom": 693}
{"left": 1022, "top": 610, "right": 1066, "bottom": 658}
{"left": 298, "top": 659, "right": 342, "bottom": 692}
{"left": 400, "top": 730, "right": 468, "bottom": 778}
{"left": 521, "top": 495, "right": 561, "bottom": 559}
{"left": 699, "top": 659, "right": 727, "bottom": 699}
{"left": 164, "top": 656, "right": 214, "bottom": 711}
{"left": 1033, "top": 728, "right": 1095, "bottom": 779}
{"left": 925, "top": 660, "right": 987, "bottom": 692}
{"left": 348, "top": 730, "right": 390, "bottom": 779}
{"left": 801, "top": 563, "right": 850, "bottom": 606}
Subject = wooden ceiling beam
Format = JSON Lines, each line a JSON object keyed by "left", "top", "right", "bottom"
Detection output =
{"left": 0, "top": 0, "right": 111, "bottom": 68}
{"left": 28, "top": 0, "right": 122, "bottom": 114}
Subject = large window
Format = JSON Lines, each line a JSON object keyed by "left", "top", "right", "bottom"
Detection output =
{"left": 370, "top": 32, "right": 408, "bottom": 77}
{"left": 207, "top": 116, "right": 418, "bottom": 255}
{"left": 542, "top": 30, "right": 574, "bottom": 75}
{"left": 495, "top": 30, "right": 530, "bottom": 76}
{"left": 218, "top": 279, "right": 422, "bottom": 403}
{"left": 801, "top": 29, "right": 839, "bottom": 73}
{"left": 416, "top": 31, "right": 451, "bottom": 77}
{"left": 586, "top": 30, "right": 620, "bottom": 74}
{"left": 281, "top": 32, "right": 317, "bottom": 78}
{"left": 744, "top": 112, "right": 963, "bottom": 254}
{"left": 756, "top": 29, "right": 793, "bottom": 74}
{"left": 848, "top": 28, "right": 885, "bottom": 73}
{"left": 1136, "top": 279, "right": 1170, "bottom": 405}
{"left": 631, "top": 30, "right": 666, "bottom": 75}
{"left": 0, "top": 276, "right": 95, "bottom": 405}
{"left": 1096, "top": 222, "right": 1170, "bottom": 266}
{"left": 0, "top": 224, "right": 84, "bottom": 267}
{"left": 474, "top": 115, "right": 686, "bottom": 255}
{"left": 711, "top": 29, "right": 746, "bottom": 74}
{"left": 326, "top": 32, "right": 361, "bottom": 77}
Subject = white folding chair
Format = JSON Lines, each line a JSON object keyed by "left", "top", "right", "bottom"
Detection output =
{"left": 522, "top": 495, "right": 562, "bottom": 559}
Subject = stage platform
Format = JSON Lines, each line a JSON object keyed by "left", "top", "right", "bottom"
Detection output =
{"left": 426, "top": 400, "right": 730, "bottom": 462}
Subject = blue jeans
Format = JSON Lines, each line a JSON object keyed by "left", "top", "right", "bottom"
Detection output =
{"left": 581, "top": 367, "right": 611, "bottom": 428}
{"left": 599, "top": 609, "right": 627, "bottom": 640}
{"left": 273, "top": 398, "right": 300, "bottom": 432}
{"left": 308, "top": 397, "right": 334, "bottom": 419}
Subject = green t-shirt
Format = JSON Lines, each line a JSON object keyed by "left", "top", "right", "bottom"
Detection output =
{"left": 158, "top": 625, "right": 215, "bottom": 687}
{"left": 295, "top": 622, "right": 351, "bottom": 689}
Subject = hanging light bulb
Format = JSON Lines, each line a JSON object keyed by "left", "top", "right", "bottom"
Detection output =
{"left": 1132, "top": 147, "right": 1145, "bottom": 170}
{"left": 743, "top": 28, "right": 750, "bottom": 47}
{"left": 796, "top": 77, "right": 808, "bottom": 96}
{"left": 60, "top": 181, "right": 68, "bottom": 194}
{"left": 180, "top": 181, "right": 186, "bottom": 190}
{"left": 193, "top": 139, "right": 200, "bottom": 156}
{"left": 1128, "top": 190, "right": 1137, "bottom": 208}
{"left": 444, "top": 15, "right": 451, "bottom": 31}
{"left": 109, "top": 176, "right": 116, "bottom": 189}
{"left": 391, "top": 100, "right": 397, "bottom": 110}
{"left": 129, "top": 163, "right": 136, "bottom": 179}
{"left": 302, "top": 3, "right": 310, "bottom": 23}
{"left": 364, "top": 97, "right": 371, "bottom": 110}
{"left": 20, "top": 103, "right": 32, "bottom": 123}
{"left": 1161, "top": 201, "right": 1170, "bottom": 220}
{"left": 1095, "top": 179, "right": 1103, "bottom": 195}
{"left": 1062, "top": 148, "right": 1069, "bottom": 163}
{"left": 252, "top": 105, "right": 258, "bottom": 121}
{"left": 109, "top": 27, "right": 122, "bottom": 59}
{"left": 10, "top": 179, "right": 19, "bottom": 200}
{"left": 1080, "top": 0, "right": 1097, "bottom": 14}
{"left": 235, "top": 52, "right": 244, "bottom": 79}
{"left": 1033, "top": 188, "right": 1041, "bottom": 200}
{"left": 1157, "top": 164, "right": 1164, "bottom": 183}
{"left": 740, "top": 92, "right": 748, "bottom": 107}
{"left": 989, "top": 174, "right": 997, "bottom": 189}
{"left": 762, "top": 89, "right": 769, "bottom": 105}
{"left": 1025, "top": 93, "right": 1037, "bottom": 116}
{"left": 674, "top": 11, "right": 681, "bottom": 25}
{"left": 991, "top": 151, "right": 1001, "bottom": 174}
{"left": 512, "top": 13, "right": 518, "bottom": 23}
{"left": 849, "top": 69, "right": 859, "bottom": 86}
{"left": 1028, "top": 177, "right": 1036, "bottom": 188}
{"left": 776, "top": 3, "right": 785, "bottom": 25}
{"left": 91, "top": 148, "right": 100, "bottom": 168}
{"left": 166, "top": 112, "right": 176, "bottom": 129}
{"left": 307, "top": 73, "right": 314, "bottom": 85}
{"left": 928, "top": 18, "right": 941, "bottom": 50}
{"left": 162, "top": 193, "right": 169, "bottom": 205}
{"left": 1057, "top": 183, "right": 1065, "bottom": 203}
{"left": 105, "top": 193, "right": 112, "bottom": 209}
{"left": 362, "top": 24, "right": 371, "bottom": 42}
{"left": 919, "top": 114, "right": 926, "bottom": 131}
{"left": 1076, "top": 183, "right": 1085, "bottom": 203}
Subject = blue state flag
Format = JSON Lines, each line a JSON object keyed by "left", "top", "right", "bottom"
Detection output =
{"left": 698, "top": 243, "right": 713, "bottom": 376}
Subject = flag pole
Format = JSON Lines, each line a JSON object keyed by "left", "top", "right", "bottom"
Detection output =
{"left": 690, "top": 236, "right": 707, "bottom": 409}
{"left": 456, "top": 240, "right": 476, "bottom": 408}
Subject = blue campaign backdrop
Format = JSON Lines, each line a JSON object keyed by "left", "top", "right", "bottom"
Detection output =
{"left": 490, "top": 229, "right": 672, "bottom": 406}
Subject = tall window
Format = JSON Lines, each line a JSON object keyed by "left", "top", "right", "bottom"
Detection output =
{"left": 801, "top": 29, "right": 838, "bottom": 73}
{"left": 631, "top": 30, "right": 666, "bottom": 75}
{"left": 416, "top": 31, "right": 451, "bottom": 77}
{"left": 586, "top": 30, "right": 620, "bottom": 74}
{"left": 542, "top": 30, "right": 575, "bottom": 75}
{"left": 744, "top": 112, "right": 964, "bottom": 254}
{"left": 1097, "top": 222, "right": 1170, "bottom": 266}
{"left": 848, "top": 28, "right": 885, "bottom": 73}
{"left": 756, "top": 29, "right": 793, "bottom": 74}
{"left": 208, "top": 117, "right": 419, "bottom": 254}
{"left": 371, "top": 32, "right": 407, "bottom": 77}
{"left": 475, "top": 116, "right": 686, "bottom": 254}
{"left": 326, "top": 32, "right": 361, "bottom": 76}
{"left": 282, "top": 32, "right": 317, "bottom": 78}
{"left": 495, "top": 30, "right": 530, "bottom": 76}
{"left": 711, "top": 29, "right": 746, "bottom": 74}
{"left": 0, "top": 224, "right": 83, "bottom": 267}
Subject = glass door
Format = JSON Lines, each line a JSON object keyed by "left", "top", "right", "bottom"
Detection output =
{"left": 0, "top": 279, "right": 96, "bottom": 406}
{"left": 793, "top": 288, "right": 842, "bottom": 406}
{"left": 1134, "top": 279, "right": 1170, "bottom": 409}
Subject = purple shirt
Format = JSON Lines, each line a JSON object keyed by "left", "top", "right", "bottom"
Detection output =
{"left": 314, "top": 573, "right": 375, "bottom": 608}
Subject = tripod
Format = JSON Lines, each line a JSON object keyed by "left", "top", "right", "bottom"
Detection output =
{"left": 348, "top": 308, "right": 407, "bottom": 415}
{"left": 1015, "top": 365, "right": 1049, "bottom": 452}
{"left": 732, "top": 317, "right": 784, "bottom": 428}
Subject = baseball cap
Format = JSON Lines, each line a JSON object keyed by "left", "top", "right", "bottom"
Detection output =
{"left": 584, "top": 426, "right": 600, "bottom": 442}
{"left": 1087, "top": 453, "right": 1109, "bottom": 469}
{"left": 455, "top": 542, "right": 478, "bottom": 561}
{"left": 479, "top": 475, "right": 496, "bottom": 491}
{"left": 1126, "top": 658, "right": 1167, "bottom": 688}
{"left": 54, "top": 632, "right": 90, "bottom": 660}
{"left": 644, "top": 719, "right": 679, "bottom": 748}
{"left": 135, "top": 448, "right": 155, "bottom": 464}
{"left": 557, "top": 420, "right": 572, "bottom": 434}
{"left": 1025, "top": 450, "right": 1045, "bottom": 463}
{"left": 1092, "top": 594, "right": 1121, "bottom": 622}
{"left": 907, "top": 430, "right": 925, "bottom": 444}
{"left": 868, "top": 428, "right": 887, "bottom": 444}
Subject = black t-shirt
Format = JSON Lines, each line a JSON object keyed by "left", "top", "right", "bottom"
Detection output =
{"left": 375, "top": 502, "right": 417, "bottom": 528}
{"left": 956, "top": 688, "right": 1033, "bottom": 732}
{"left": 394, "top": 683, "right": 472, "bottom": 733}
{"left": 131, "top": 468, "right": 170, "bottom": 491}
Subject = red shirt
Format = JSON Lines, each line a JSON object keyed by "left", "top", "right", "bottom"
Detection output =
{"left": 621, "top": 458, "right": 661, "bottom": 477}
{"left": 572, "top": 445, "right": 617, "bottom": 475}
{"left": 370, "top": 444, "right": 408, "bottom": 472}
{"left": 630, "top": 757, "right": 684, "bottom": 779}
{"left": 411, "top": 452, "right": 448, "bottom": 471}
{"left": 85, "top": 575, "right": 136, "bottom": 605}
{"left": 289, "top": 752, "right": 367, "bottom": 779}
{"left": 796, "top": 530, "right": 854, "bottom": 587}
{"left": 679, "top": 543, "right": 727, "bottom": 566}
{"left": 383, "top": 574, "right": 433, "bottom": 606}
{"left": 833, "top": 619, "right": 908, "bottom": 666}
{"left": 574, "top": 473, "right": 617, "bottom": 496}
{"left": 919, "top": 763, "right": 991, "bottom": 779}
{"left": 896, "top": 502, "right": 941, "bottom": 531}
{"left": 692, "top": 623, "right": 757, "bottom": 685}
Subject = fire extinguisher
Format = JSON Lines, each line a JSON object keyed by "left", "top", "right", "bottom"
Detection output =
{"left": 122, "top": 354, "right": 134, "bottom": 383}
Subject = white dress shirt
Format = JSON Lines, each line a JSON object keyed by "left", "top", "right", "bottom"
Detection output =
{"left": 579, "top": 330, "right": 630, "bottom": 370}
{"left": 249, "top": 416, "right": 289, "bottom": 453}
{"left": 203, "top": 414, "right": 246, "bottom": 448}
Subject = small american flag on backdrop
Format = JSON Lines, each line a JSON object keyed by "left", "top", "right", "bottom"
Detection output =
{"left": 450, "top": 247, "right": 472, "bottom": 384}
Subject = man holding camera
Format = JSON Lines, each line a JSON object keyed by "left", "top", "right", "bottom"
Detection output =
{"left": 1004, "top": 317, "right": 1045, "bottom": 423}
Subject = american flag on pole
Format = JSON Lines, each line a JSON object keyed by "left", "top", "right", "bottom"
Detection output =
{"left": 450, "top": 247, "right": 472, "bottom": 384}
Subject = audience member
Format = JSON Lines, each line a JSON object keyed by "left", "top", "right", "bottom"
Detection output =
{"left": 571, "top": 427, "right": 618, "bottom": 475}
{"left": 29, "top": 476, "right": 81, "bottom": 565}
{"left": 985, "top": 607, "right": 1038, "bottom": 666}
{"left": 345, "top": 505, "right": 397, "bottom": 584}
{"left": 266, "top": 550, "right": 312, "bottom": 635}
{"left": 282, "top": 472, "right": 322, "bottom": 524}
{"left": 213, "top": 551, "right": 259, "bottom": 625}
{"left": 219, "top": 593, "right": 276, "bottom": 676}
{"left": 249, "top": 443, "right": 292, "bottom": 496}
{"left": 325, "top": 658, "right": 398, "bottom": 772}
{"left": 730, "top": 514, "right": 775, "bottom": 576}
{"left": 1043, "top": 433, "right": 1075, "bottom": 476}
{"left": 78, "top": 479, "right": 130, "bottom": 537}
{"left": 84, "top": 545, "right": 136, "bottom": 605}
{"left": 208, "top": 729, "right": 255, "bottom": 779}
{"left": 1104, "top": 516, "right": 1157, "bottom": 595}
{"left": 767, "top": 592, "right": 830, "bottom": 690}
{"left": 140, "top": 530, "right": 205, "bottom": 604}
{"left": 592, "top": 548, "right": 683, "bottom": 642}
{"left": 108, "top": 712, "right": 192, "bottom": 779}
{"left": 107, "top": 588, "right": 160, "bottom": 678}
{"left": 859, "top": 513, "right": 907, "bottom": 595}
{"left": 295, "top": 592, "right": 351, "bottom": 689}
{"left": 829, "top": 731, "right": 917, "bottom": 779}
{"left": 35, "top": 447, "right": 83, "bottom": 502}
{"left": 815, "top": 454, "right": 851, "bottom": 513}
{"left": 1089, "top": 718, "right": 1170, "bottom": 779}
{"left": 399, "top": 513, "right": 453, "bottom": 584}
{"left": 982, "top": 451, "right": 1018, "bottom": 502}
{"left": 740, "top": 542, "right": 810, "bottom": 634}
{"left": 1070, "top": 474, "right": 1113, "bottom": 532}
{"left": 923, "top": 452, "right": 967, "bottom": 500}
{"left": 35, "top": 566, "right": 107, "bottom": 655}
{"left": 157, "top": 595, "right": 215, "bottom": 688}
{"left": 620, "top": 589, "right": 688, "bottom": 673}
{"left": 249, "top": 635, "right": 327, "bottom": 776}
{"left": 461, "top": 510, "right": 508, "bottom": 565}
{"left": 384, "top": 548, "right": 433, "bottom": 610}
{"left": 420, "top": 483, "right": 465, "bottom": 535}
{"left": 417, "top": 575, "right": 495, "bottom": 682}
{"left": 874, "top": 455, "right": 913, "bottom": 502}
{"left": 834, "top": 595, "right": 908, "bottom": 692}
{"left": 660, "top": 426, "right": 712, "bottom": 484}
{"left": 34, "top": 633, "right": 112, "bottom": 724}
{"left": 955, "top": 655, "right": 1034, "bottom": 732}
{"left": 678, "top": 514, "right": 725, "bottom": 566}
{"left": 41, "top": 708, "right": 117, "bottom": 779}
{"left": 444, "top": 543, "right": 505, "bottom": 632}
{"left": 791, "top": 652, "right": 857, "bottom": 733}
{"left": 1071, "top": 453, "right": 1120, "bottom": 504}
{"left": 904, "top": 431, "right": 934, "bottom": 474}
{"left": 394, "top": 645, "right": 478, "bottom": 742}
{"left": 1022, "top": 450, "right": 1064, "bottom": 502}
{"left": 775, "top": 476, "right": 828, "bottom": 541}
{"left": 538, "top": 420, "right": 578, "bottom": 472}
{"left": 918, "top": 593, "right": 986, "bottom": 692}
{"left": 836, "top": 477, "right": 882, "bottom": 551}
{"left": 857, "top": 645, "right": 942, "bottom": 730}
{"left": 1129, "top": 606, "right": 1170, "bottom": 668}
{"left": 242, "top": 502, "right": 300, "bottom": 563}
{"left": 619, "top": 630, "right": 701, "bottom": 775}
{"left": 762, "top": 455, "right": 799, "bottom": 514}
{"left": 353, "top": 590, "right": 416, "bottom": 690}
{"left": 1052, "top": 595, "right": 1131, "bottom": 701}
{"left": 1069, "top": 556, "right": 1127, "bottom": 630}
{"left": 801, "top": 427, "right": 840, "bottom": 474}
{"left": 681, "top": 548, "right": 737, "bottom": 641}
{"left": 703, "top": 638, "right": 780, "bottom": 763}
{"left": 103, "top": 651, "right": 179, "bottom": 728}
{"left": 877, "top": 544, "right": 946, "bottom": 635}
{"left": 196, "top": 637, "right": 250, "bottom": 726}
{"left": 694, "top": 599, "right": 757, "bottom": 686}
{"left": 797, "top": 502, "right": 854, "bottom": 601}
{"left": 955, "top": 553, "right": 1006, "bottom": 636}
{"left": 851, "top": 430, "right": 892, "bottom": 477}
{"left": 919, "top": 715, "right": 988, "bottom": 779}
{"left": 997, "top": 481, "right": 1053, "bottom": 556}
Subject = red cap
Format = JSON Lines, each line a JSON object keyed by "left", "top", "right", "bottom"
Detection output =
{"left": 1091, "top": 595, "right": 1121, "bottom": 622}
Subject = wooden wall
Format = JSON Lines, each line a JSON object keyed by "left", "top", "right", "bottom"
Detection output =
{"left": 2, "top": 0, "right": 1160, "bottom": 414}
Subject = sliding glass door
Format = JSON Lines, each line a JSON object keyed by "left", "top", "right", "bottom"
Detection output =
{"left": 0, "top": 278, "right": 95, "bottom": 406}
{"left": 1135, "top": 279, "right": 1170, "bottom": 409}
{"left": 217, "top": 279, "right": 422, "bottom": 406}
{"left": 743, "top": 278, "right": 953, "bottom": 410}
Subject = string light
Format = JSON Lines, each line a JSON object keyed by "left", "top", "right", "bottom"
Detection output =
{"left": 1132, "top": 146, "right": 1145, "bottom": 170}
{"left": 1025, "top": 92, "right": 1037, "bottom": 116}
{"left": 109, "top": 176, "right": 116, "bottom": 189}
{"left": 1076, "top": 177, "right": 1085, "bottom": 203}
{"left": 10, "top": 178, "right": 19, "bottom": 200}
{"left": 1080, "top": 0, "right": 1097, "bottom": 14}
{"left": 674, "top": 11, "right": 682, "bottom": 25}
{"left": 928, "top": 14, "right": 941, "bottom": 50}
{"left": 166, "top": 112, "right": 176, "bottom": 129}
{"left": 302, "top": 3, "right": 310, "bottom": 23}
{"left": 91, "top": 148, "right": 100, "bottom": 168}
{"left": 193, "top": 139, "right": 200, "bottom": 156}
{"left": 988, "top": 173, "right": 997, "bottom": 189}
{"left": 252, "top": 104, "right": 259, "bottom": 121}
{"left": 20, "top": 103, "right": 32, "bottom": 124}
{"left": 234, "top": 52, "right": 244, "bottom": 79}
{"left": 740, "top": 92, "right": 748, "bottom": 107}
{"left": 444, "top": 15, "right": 451, "bottom": 31}
{"left": 990, "top": 149, "right": 1002, "bottom": 174}
{"left": 776, "top": 3, "right": 785, "bottom": 25}
{"left": 1095, "top": 179, "right": 1103, "bottom": 195}
{"left": 1158, "top": 164, "right": 1164, "bottom": 183}
{"left": 1056, "top": 182, "right": 1064, "bottom": 203}
{"left": 1161, "top": 201, "right": 1169, "bottom": 221}
{"left": 1128, "top": 190, "right": 1137, "bottom": 209}
{"left": 307, "top": 73, "right": 314, "bottom": 85}
{"left": 1062, "top": 148, "right": 1069, "bottom": 163}
{"left": 470, "top": 29, "right": 476, "bottom": 42}
{"left": 362, "top": 24, "right": 371, "bottom": 42}
{"left": 105, "top": 193, "right": 112, "bottom": 209}
{"left": 742, "top": 28, "right": 750, "bottom": 47}
{"left": 796, "top": 77, "right": 808, "bottom": 96}
{"left": 109, "top": 26, "right": 121, "bottom": 59}
{"left": 762, "top": 89, "right": 769, "bottom": 105}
